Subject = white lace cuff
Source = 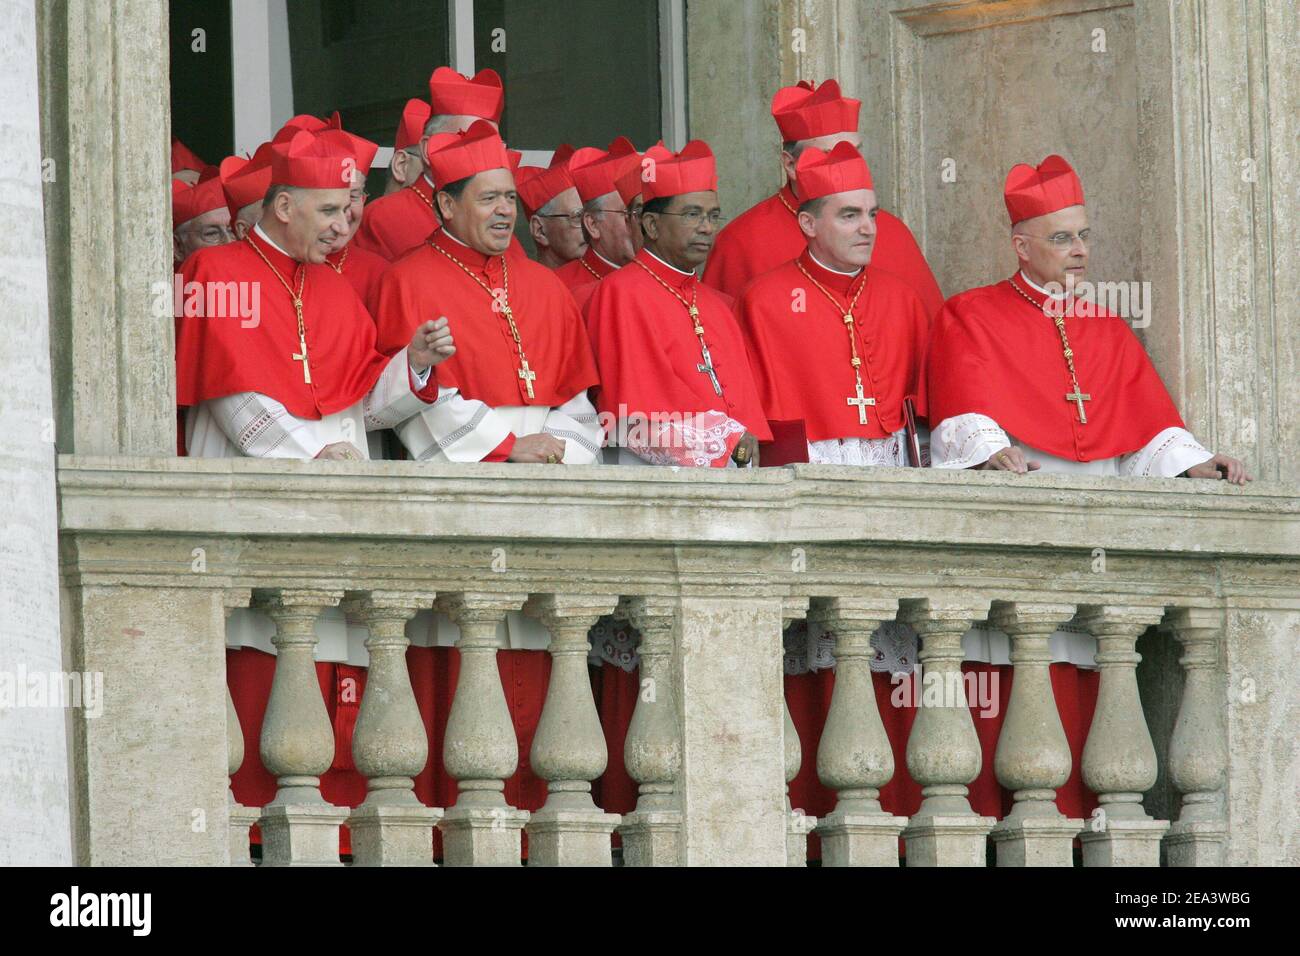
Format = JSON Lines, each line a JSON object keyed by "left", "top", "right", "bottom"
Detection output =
{"left": 807, "top": 430, "right": 907, "bottom": 466}
{"left": 1120, "top": 426, "right": 1214, "bottom": 478}
{"left": 206, "top": 391, "right": 326, "bottom": 458}
{"left": 930, "top": 413, "right": 1010, "bottom": 469}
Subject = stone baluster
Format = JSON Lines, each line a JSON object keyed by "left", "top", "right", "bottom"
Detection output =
{"left": 781, "top": 597, "right": 816, "bottom": 867}
{"left": 1076, "top": 604, "right": 1169, "bottom": 866}
{"left": 897, "top": 596, "right": 996, "bottom": 866}
{"left": 254, "top": 588, "right": 349, "bottom": 866}
{"left": 811, "top": 596, "right": 908, "bottom": 866}
{"left": 223, "top": 590, "right": 259, "bottom": 866}
{"left": 522, "top": 593, "right": 622, "bottom": 866}
{"left": 1164, "top": 608, "right": 1228, "bottom": 866}
{"left": 617, "top": 597, "right": 683, "bottom": 866}
{"left": 437, "top": 592, "right": 530, "bottom": 866}
{"left": 987, "top": 601, "right": 1082, "bottom": 866}
{"left": 343, "top": 592, "right": 443, "bottom": 866}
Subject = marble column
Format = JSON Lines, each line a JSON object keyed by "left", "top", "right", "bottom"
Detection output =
{"left": 224, "top": 590, "right": 259, "bottom": 866}
{"left": 0, "top": 0, "right": 71, "bottom": 865}
{"left": 255, "top": 589, "right": 349, "bottom": 866}
{"left": 523, "top": 594, "right": 621, "bottom": 866}
{"left": 344, "top": 592, "right": 443, "bottom": 866}
{"left": 1164, "top": 608, "right": 1228, "bottom": 867}
{"left": 781, "top": 597, "right": 816, "bottom": 867}
{"left": 898, "top": 596, "right": 996, "bottom": 866}
{"left": 1077, "top": 605, "right": 1169, "bottom": 867}
{"left": 437, "top": 592, "right": 530, "bottom": 866}
{"left": 811, "top": 596, "right": 907, "bottom": 867}
{"left": 987, "top": 601, "right": 1082, "bottom": 866}
{"left": 618, "top": 597, "right": 683, "bottom": 866}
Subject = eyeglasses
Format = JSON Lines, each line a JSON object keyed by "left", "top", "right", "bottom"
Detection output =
{"left": 649, "top": 210, "right": 727, "bottom": 227}
{"left": 536, "top": 211, "right": 585, "bottom": 226}
{"left": 1020, "top": 228, "right": 1092, "bottom": 248}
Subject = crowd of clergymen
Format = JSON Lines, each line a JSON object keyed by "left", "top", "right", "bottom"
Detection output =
{"left": 171, "top": 65, "right": 1249, "bottom": 483}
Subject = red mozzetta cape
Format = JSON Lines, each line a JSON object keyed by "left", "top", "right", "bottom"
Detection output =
{"left": 327, "top": 243, "right": 389, "bottom": 317}
{"left": 374, "top": 230, "right": 598, "bottom": 406}
{"left": 585, "top": 249, "right": 772, "bottom": 444}
{"left": 737, "top": 250, "right": 929, "bottom": 441}
{"left": 926, "top": 277, "right": 1185, "bottom": 461}
{"left": 176, "top": 232, "right": 408, "bottom": 419}
{"left": 353, "top": 175, "right": 527, "bottom": 264}
{"left": 555, "top": 248, "right": 616, "bottom": 293}
{"left": 703, "top": 183, "right": 945, "bottom": 319}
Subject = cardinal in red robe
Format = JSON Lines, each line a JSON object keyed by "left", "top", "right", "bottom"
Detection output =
{"left": 354, "top": 68, "right": 523, "bottom": 264}
{"left": 555, "top": 138, "right": 644, "bottom": 312}
{"left": 176, "top": 127, "right": 453, "bottom": 462}
{"left": 172, "top": 169, "right": 232, "bottom": 267}
{"left": 385, "top": 97, "right": 433, "bottom": 196}
{"left": 737, "top": 141, "right": 929, "bottom": 467}
{"left": 219, "top": 141, "right": 275, "bottom": 241}
{"left": 585, "top": 139, "right": 770, "bottom": 467}
{"left": 702, "top": 79, "right": 944, "bottom": 320}
{"left": 927, "top": 153, "right": 1249, "bottom": 483}
{"left": 516, "top": 145, "right": 585, "bottom": 269}
{"left": 373, "top": 119, "right": 602, "bottom": 466}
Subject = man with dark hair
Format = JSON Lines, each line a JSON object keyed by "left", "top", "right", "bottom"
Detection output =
{"left": 585, "top": 140, "right": 770, "bottom": 467}
{"left": 703, "top": 79, "right": 943, "bottom": 319}
{"left": 373, "top": 121, "right": 602, "bottom": 465}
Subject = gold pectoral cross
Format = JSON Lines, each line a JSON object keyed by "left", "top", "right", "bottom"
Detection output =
{"left": 518, "top": 356, "right": 536, "bottom": 399}
{"left": 847, "top": 379, "right": 876, "bottom": 425}
{"left": 1065, "top": 389, "right": 1091, "bottom": 424}
{"left": 292, "top": 329, "right": 312, "bottom": 384}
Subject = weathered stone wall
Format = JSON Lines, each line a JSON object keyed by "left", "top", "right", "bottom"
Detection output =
{"left": 0, "top": 0, "right": 73, "bottom": 866}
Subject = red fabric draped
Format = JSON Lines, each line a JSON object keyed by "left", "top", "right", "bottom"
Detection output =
{"left": 784, "top": 662, "right": 1100, "bottom": 863}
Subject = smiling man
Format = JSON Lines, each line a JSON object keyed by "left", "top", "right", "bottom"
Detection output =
{"left": 374, "top": 120, "right": 602, "bottom": 464}
{"left": 176, "top": 128, "right": 454, "bottom": 461}
{"left": 736, "top": 142, "right": 929, "bottom": 466}
{"left": 584, "top": 140, "right": 770, "bottom": 467}
{"left": 926, "top": 154, "right": 1249, "bottom": 483}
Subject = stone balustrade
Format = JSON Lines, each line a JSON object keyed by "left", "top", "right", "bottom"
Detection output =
{"left": 55, "top": 456, "right": 1299, "bottom": 865}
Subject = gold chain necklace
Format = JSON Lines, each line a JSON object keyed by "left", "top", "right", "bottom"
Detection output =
{"left": 429, "top": 238, "right": 537, "bottom": 399}
{"left": 1008, "top": 275, "right": 1091, "bottom": 424}
{"left": 325, "top": 245, "right": 348, "bottom": 274}
{"left": 632, "top": 258, "right": 722, "bottom": 396}
{"left": 580, "top": 256, "right": 603, "bottom": 280}
{"left": 777, "top": 190, "right": 798, "bottom": 217}
{"left": 795, "top": 259, "right": 875, "bottom": 425}
{"left": 245, "top": 235, "right": 312, "bottom": 384}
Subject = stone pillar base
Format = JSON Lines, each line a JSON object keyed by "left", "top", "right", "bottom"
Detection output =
{"left": 258, "top": 803, "right": 349, "bottom": 866}
{"left": 786, "top": 811, "right": 817, "bottom": 867}
{"left": 902, "top": 815, "right": 996, "bottom": 867}
{"left": 990, "top": 817, "right": 1084, "bottom": 867}
{"left": 1080, "top": 819, "right": 1170, "bottom": 867}
{"left": 440, "top": 806, "right": 529, "bottom": 866}
{"left": 526, "top": 808, "right": 621, "bottom": 866}
{"left": 229, "top": 802, "right": 260, "bottom": 866}
{"left": 347, "top": 803, "right": 444, "bottom": 866}
{"left": 817, "top": 811, "right": 907, "bottom": 867}
{"left": 1165, "top": 821, "right": 1226, "bottom": 867}
{"left": 619, "top": 810, "right": 682, "bottom": 866}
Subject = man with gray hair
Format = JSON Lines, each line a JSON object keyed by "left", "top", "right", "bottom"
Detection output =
{"left": 383, "top": 98, "right": 432, "bottom": 196}
{"left": 354, "top": 67, "right": 507, "bottom": 261}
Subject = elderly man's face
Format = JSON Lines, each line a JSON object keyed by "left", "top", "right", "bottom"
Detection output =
{"left": 174, "top": 206, "right": 233, "bottom": 265}
{"left": 277, "top": 187, "right": 351, "bottom": 264}
{"left": 325, "top": 171, "right": 369, "bottom": 253}
{"left": 537, "top": 186, "right": 587, "bottom": 262}
{"left": 1012, "top": 204, "right": 1090, "bottom": 290}
{"left": 585, "top": 192, "right": 638, "bottom": 266}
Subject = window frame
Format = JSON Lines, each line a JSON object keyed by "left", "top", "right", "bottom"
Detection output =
{"left": 229, "top": 0, "right": 687, "bottom": 168}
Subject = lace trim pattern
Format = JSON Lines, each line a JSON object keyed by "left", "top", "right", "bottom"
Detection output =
{"left": 627, "top": 411, "right": 746, "bottom": 467}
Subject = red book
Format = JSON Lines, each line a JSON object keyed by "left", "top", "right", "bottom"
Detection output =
{"left": 760, "top": 419, "right": 809, "bottom": 466}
